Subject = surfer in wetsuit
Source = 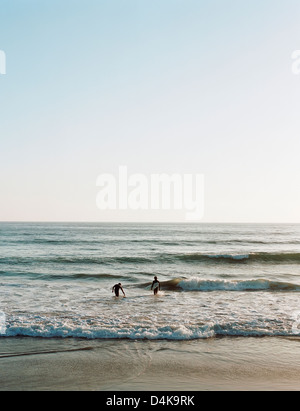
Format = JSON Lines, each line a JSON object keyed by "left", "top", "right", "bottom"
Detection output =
{"left": 112, "top": 283, "right": 125, "bottom": 297}
{"left": 151, "top": 276, "right": 161, "bottom": 295}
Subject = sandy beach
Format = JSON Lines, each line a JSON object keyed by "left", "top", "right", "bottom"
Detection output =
{"left": 0, "top": 336, "right": 299, "bottom": 391}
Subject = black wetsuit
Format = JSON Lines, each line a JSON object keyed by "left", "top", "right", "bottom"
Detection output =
{"left": 113, "top": 284, "right": 123, "bottom": 297}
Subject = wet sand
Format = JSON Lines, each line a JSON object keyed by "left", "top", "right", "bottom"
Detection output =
{"left": 0, "top": 336, "right": 299, "bottom": 391}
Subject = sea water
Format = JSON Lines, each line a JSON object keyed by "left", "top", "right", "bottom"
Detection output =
{"left": 1, "top": 222, "right": 300, "bottom": 340}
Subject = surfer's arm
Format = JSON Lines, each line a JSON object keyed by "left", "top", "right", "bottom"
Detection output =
{"left": 121, "top": 287, "right": 125, "bottom": 296}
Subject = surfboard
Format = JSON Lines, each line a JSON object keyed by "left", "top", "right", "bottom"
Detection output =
{"left": 152, "top": 282, "right": 160, "bottom": 290}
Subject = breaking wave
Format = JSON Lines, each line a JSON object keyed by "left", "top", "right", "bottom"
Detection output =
{"left": 2, "top": 314, "right": 299, "bottom": 340}
{"left": 160, "top": 278, "right": 300, "bottom": 292}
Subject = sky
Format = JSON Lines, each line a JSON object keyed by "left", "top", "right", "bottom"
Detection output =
{"left": 1, "top": 0, "right": 300, "bottom": 223}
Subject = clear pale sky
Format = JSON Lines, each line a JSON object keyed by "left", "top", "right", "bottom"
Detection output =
{"left": 1, "top": 0, "right": 300, "bottom": 222}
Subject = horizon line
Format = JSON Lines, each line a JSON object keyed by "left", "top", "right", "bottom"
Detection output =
{"left": 1, "top": 220, "right": 300, "bottom": 225}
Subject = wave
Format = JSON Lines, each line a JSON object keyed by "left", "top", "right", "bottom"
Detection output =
{"left": 2, "top": 251, "right": 300, "bottom": 267}
{"left": 3, "top": 271, "right": 297, "bottom": 292}
{"left": 159, "top": 277, "right": 300, "bottom": 292}
{"left": 0, "top": 271, "right": 136, "bottom": 282}
{"left": 171, "top": 252, "right": 300, "bottom": 264}
{"left": 0, "top": 255, "right": 153, "bottom": 266}
{"left": 2, "top": 318, "right": 299, "bottom": 340}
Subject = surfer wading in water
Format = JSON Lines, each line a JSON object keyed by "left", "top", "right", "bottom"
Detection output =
{"left": 151, "top": 276, "right": 161, "bottom": 295}
{"left": 112, "top": 283, "right": 126, "bottom": 297}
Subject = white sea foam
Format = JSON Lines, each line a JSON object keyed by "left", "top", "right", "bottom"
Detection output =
{"left": 3, "top": 322, "right": 298, "bottom": 339}
{"left": 2, "top": 306, "right": 299, "bottom": 340}
{"left": 177, "top": 278, "right": 300, "bottom": 292}
{"left": 4, "top": 321, "right": 215, "bottom": 340}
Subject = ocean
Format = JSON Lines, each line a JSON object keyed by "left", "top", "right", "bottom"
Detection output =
{"left": 1, "top": 222, "right": 300, "bottom": 340}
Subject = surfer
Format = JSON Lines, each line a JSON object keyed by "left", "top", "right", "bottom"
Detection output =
{"left": 112, "top": 283, "right": 126, "bottom": 297}
{"left": 151, "top": 276, "right": 161, "bottom": 295}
